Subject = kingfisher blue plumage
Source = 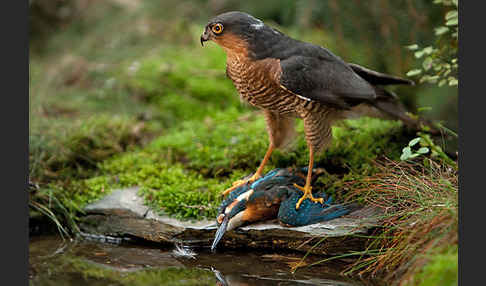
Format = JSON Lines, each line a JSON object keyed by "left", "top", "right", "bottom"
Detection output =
{"left": 211, "top": 168, "right": 357, "bottom": 251}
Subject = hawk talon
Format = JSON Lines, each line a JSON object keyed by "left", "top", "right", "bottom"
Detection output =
{"left": 231, "top": 179, "right": 246, "bottom": 187}
{"left": 222, "top": 173, "right": 261, "bottom": 197}
{"left": 293, "top": 183, "right": 325, "bottom": 210}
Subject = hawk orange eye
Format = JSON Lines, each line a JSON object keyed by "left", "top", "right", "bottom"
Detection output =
{"left": 212, "top": 23, "right": 223, "bottom": 34}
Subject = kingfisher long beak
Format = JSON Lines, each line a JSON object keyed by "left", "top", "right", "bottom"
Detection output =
{"left": 211, "top": 190, "right": 252, "bottom": 251}
{"left": 211, "top": 215, "right": 229, "bottom": 251}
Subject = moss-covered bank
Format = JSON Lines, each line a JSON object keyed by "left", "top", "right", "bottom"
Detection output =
{"left": 71, "top": 114, "right": 410, "bottom": 220}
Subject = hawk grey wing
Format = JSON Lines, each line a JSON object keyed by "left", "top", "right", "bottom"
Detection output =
{"left": 347, "top": 63, "right": 415, "bottom": 86}
{"left": 278, "top": 55, "right": 377, "bottom": 109}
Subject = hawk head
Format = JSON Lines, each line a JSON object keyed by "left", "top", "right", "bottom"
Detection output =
{"left": 201, "top": 11, "right": 285, "bottom": 57}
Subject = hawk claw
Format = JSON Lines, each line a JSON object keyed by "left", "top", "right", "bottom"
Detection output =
{"left": 222, "top": 173, "right": 261, "bottom": 197}
{"left": 293, "top": 183, "right": 324, "bottom": 210}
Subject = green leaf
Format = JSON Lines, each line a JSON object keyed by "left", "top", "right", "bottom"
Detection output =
{"left": 409, "top": 138, "right": 421, "bottom": 146}
{"left": 406, "top": 44, "right": 419, "bottom": 50}
{"left": 446, "top": 18, "right": 458, "bottom": 26}
{"left": 414, "top": 50, "right": 425, "bottom": 58}
{"left": 418, "top": 106, "right": 433, "bottom": 112}
{"left": 407, "top": 69, "right": 422, "bottom": 77}
{"left": 423, "top": 57, "right": 434, "bottom": 71}
{"left": 423, "top": 46, "right": 434, "bottom": 55}
{"left": 421, "top": 75, "right": 439, "bottom": 84}
{"left": 445, "top": 11, "right": 458, "bottom": 20}
{"left": 401, "top": 146, "right": 412, "bottom": 160}
{"left": 435, "top": 26, "right": 449, "bottom": 35}
{"left": 417, "top": 147, "right": 429, "bottom": 154}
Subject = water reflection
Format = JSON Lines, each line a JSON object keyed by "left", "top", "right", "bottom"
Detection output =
{"left": 209, "top": 266, "right": 360, "bottom": 286}
{"left": 29, "top": 235, "right": 379, "bottom": 286}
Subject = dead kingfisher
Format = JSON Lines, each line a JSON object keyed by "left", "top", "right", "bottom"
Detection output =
{"left": 211, "top": 168, "right": 357, "bottom": 251}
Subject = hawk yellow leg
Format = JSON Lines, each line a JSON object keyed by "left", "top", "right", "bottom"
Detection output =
{"left": 222, "top": 144, "right": 275, "bottom": 196}
{"left": 294, "top": 145, "right": 324, "bottom": 210}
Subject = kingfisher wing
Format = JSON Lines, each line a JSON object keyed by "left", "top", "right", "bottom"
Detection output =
{"left": 278, "top": 191, "right": 357, "bottom": 226}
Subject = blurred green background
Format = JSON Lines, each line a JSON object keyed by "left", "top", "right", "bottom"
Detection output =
{"left": 29, "top": 0, "right": 458, "bottom": 213}
{"left": 30, "top": 0, "right": 458, "bottom": 127}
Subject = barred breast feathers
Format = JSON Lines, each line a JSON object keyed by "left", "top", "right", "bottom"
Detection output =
{"left": 226, "top": 55, "right": 306, "bottom": 115}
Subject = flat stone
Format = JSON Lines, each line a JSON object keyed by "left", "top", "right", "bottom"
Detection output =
{"left": 145, "top": 210, "right": 214, "bottom": 230}
{"left": 84, "top": 187, "right": 149, "bottom": 218}
{"left": 80, "top": 188, "right": 382, "bottom": 255}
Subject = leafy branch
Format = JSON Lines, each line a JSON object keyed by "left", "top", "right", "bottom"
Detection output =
{"left": 406, "top": 0, "right": 458, "bottom": 87}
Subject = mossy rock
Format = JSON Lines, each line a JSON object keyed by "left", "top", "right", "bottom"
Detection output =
{"left": 79, "top": 187, "right": 383, "bottom": 256}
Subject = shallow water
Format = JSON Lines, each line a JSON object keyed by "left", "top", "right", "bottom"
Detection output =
{"left": 29, "top": 235, "right": 381, "bottom": 286}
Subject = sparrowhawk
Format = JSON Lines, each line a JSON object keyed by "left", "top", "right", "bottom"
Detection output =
{"left": 201, "top": 11, "right": 416, "bottom": 210}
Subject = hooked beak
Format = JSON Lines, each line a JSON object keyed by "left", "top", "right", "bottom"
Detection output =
{"left": 211, "top": 215, "right": 229, "bottom": 251}
{"left": 200, "top": 29, "right": 210, "bottom": 46}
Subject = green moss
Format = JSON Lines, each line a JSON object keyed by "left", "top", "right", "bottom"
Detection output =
{"left": 412, "top": 246, "right": 458, "bottom": 286}
{"left": 148, "top": 108, "right": 268, "bottom": 176}
{"left": 67, "top": 109, "right": 411, "bottom": 220}
{"left": 120, "top": 47, "right": 237, "bottom": 104}
{"left": 29, "top": 114, "right": 151, "bottom": 183}
{"left": 272, "top": 117, "right": 408, "bottom": 173}
{"left": 29, "top": 15, "right": 239, "bottom": 185}
{"left": 149, "top": 111, "right": 409, "bottom": 178}
{"left": 74, "top": 153, "right": 245, "bottom": 220}
{"left": 113, "top": 162, "right": 226, "bottom": 219}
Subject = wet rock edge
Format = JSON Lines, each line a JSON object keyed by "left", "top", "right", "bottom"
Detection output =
{"left": 79, "top": 187, "right": 382, "bottom": 255}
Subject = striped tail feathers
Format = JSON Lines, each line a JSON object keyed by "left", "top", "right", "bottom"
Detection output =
{"left": 348, "top": 63, "right": 415, "bottom": 86}
{"left": 371, "top": 87, "right": 441, "bottom": 135}
{"left": 346, "top": 63, "right": 441, "bottom": 134}
{"left": 372, "top": 87, "right": 418, "bottom": 128}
